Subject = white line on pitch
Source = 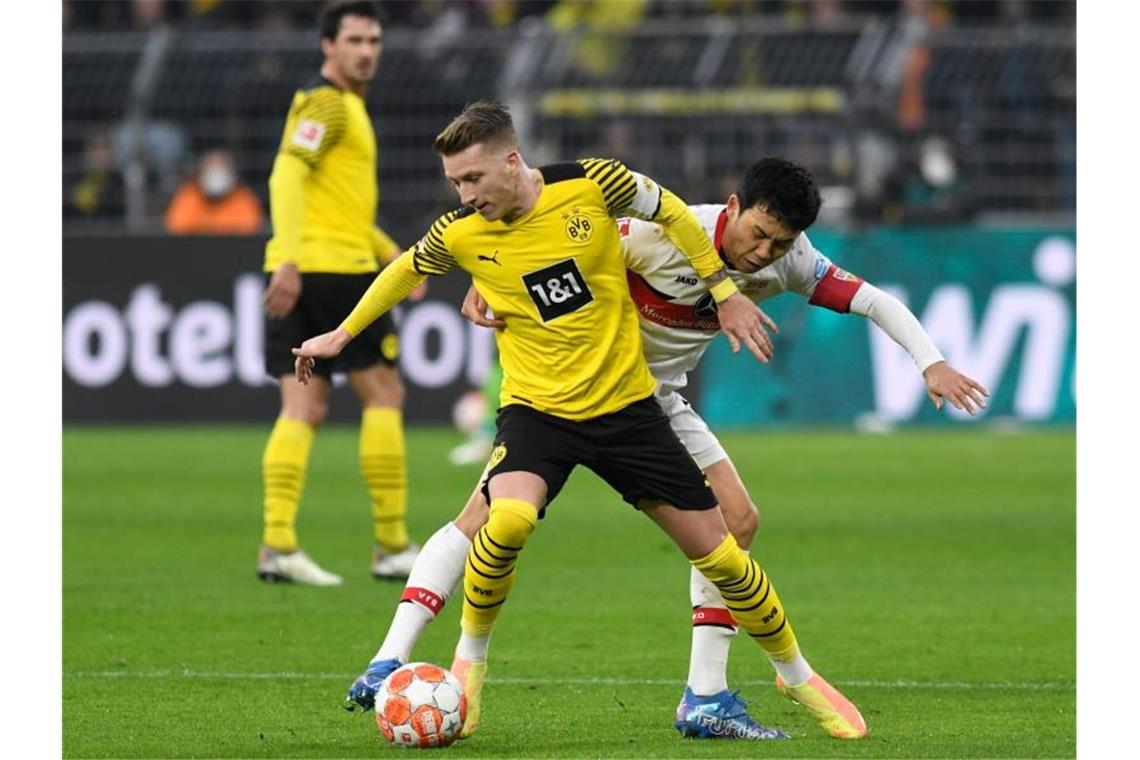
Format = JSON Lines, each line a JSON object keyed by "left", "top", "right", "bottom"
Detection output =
{"left": 63, "top": 670, "right": 1074, "bottom": 690}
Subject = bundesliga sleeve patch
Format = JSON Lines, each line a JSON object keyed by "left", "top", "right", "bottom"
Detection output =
{"left": 626, "top": 172, "right": 663, "bottom": 219}
{"left": 292, "top": 119, "right": 326, "bottom": 151}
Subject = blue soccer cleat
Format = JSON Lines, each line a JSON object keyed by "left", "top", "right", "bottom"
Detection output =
{"left": 344, "top": 657, "right": 402, "bottom": 712}
{"left": 674, "top": 686, "right": 789, "bottom": 740}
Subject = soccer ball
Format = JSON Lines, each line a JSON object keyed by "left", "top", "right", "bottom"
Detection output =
{"left": 375, "top": 662, "right": 467, "bottom": 748}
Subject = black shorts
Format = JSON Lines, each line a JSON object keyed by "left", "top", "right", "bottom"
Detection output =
{"left": 264, "top": 272, "right": 398, "bottom": 379}
{"left": 481, "top": 396, "right": 717, "bottom": 514}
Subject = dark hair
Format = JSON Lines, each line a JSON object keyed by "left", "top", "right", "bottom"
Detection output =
{"left": 319, "top": 1, "right": 380, "bottom": 41}
{"left": 433, "top": 100, "right": 518, "bottom": 156}
{"left": 737, "top": 158, "right": 821, "bottom": 232}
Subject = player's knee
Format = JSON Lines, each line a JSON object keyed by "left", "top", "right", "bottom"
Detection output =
{"left": 454, "top": 494, "right": 490, "bottom": 540}
{"left": 305, "top": 400, "right": 330, "bottom": 428}
{"left": 725, "top": 499, "right": 759, "bottom": 549}
{"left": 485, "top": 499, "right": 538, "bottom": 547}
{"left": 375, "top": 377, "right": 405, "bottom": 407}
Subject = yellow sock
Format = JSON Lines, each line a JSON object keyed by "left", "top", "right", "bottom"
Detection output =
{"left": 461, "top": 498, "right": 538, "bottom": 638}
{"left": 692, "top": 534, "right": 801, "bottom": 662}
{"left": 360, "top": 407, "right": 409, "bottom": 553}
{"left": 261, "top": 416, "right": 315, "bottom": 552}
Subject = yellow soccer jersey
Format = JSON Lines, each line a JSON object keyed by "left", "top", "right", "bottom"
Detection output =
{"left": 408, "top": 158, "right": 721, "bottom": 420}
{"left": 264, "top": 79, "right": 397, "bottom": 274}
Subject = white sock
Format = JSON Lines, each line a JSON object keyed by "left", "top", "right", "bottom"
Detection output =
{"left": 687, "top": 566, "right": 735, "bottom": 696}
{"left": 688, "top": 624, "right": 733, "bottom": 695}
{"left": 771, "top": 652, "right": 814, "bottom": 687}
{"left": 373, "top": 522, "right": 472, "bottom": 663}
{"left": 456, "top": 632, "right": 490, "bottom": 663}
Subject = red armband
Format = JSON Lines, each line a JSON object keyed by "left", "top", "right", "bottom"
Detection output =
{"left": 809, "top": 265, "right": 864, "bottom": 313}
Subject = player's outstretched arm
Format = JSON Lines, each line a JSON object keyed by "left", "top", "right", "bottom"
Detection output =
{"left": 848, "top": 282, "right": 988, "bottom": 414}
{"left": 292, "top": 328, "right": 352, "bottom": 385}
{"left": 291, "top": 250, "right": 425, "bottom": 384}
{"left": 341, "top": 249, "right": 426, "bottom": 333}
{"left": 923, "top": 361, "right": 989, "bottom": 415}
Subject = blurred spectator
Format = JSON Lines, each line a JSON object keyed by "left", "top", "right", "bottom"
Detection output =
{"left": 164, "top": 149, "right": 264, "bottom": 235}
{"left": 547, "top": 0, "right": 650, "bottom": 81}
{"left": 881, "top": 135, "right": 974, "bottom": 223}
{"left": 111, "top": 119, "right": 190, "bottom": 200}
{"left": 67, "top": 130, "right": 124, "bottom": 220}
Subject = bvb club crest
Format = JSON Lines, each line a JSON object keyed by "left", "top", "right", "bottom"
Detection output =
{"left": 563, "top": 207, "right": 593, "bottom": 243}
{"left": 488, "top": 444, "right": 508, "bottom": 470}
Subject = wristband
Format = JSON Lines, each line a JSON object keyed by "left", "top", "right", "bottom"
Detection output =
{"left": 709, "top": 277, "right": 739, "bottom": 303}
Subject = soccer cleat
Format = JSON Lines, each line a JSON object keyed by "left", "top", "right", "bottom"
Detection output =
{"left": 775, "top": 673, "right": 867, "bottom": 739}
{"left": 371, "top": 542, "right": 420, "bottom": 580}
{"left": 344, "top": 657, "right": 402, "bottom": 712}
{"left": 449, "top": 653, "right": 487, "bottom": 738}
{"left": 674, "top": 686, "right": 788, "bottom": 740}
{"left": 257, "top": 546, "right": 343, "bottom": 586}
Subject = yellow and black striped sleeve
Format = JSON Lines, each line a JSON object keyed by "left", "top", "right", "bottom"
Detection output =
{"left": 280, "top": 87, "right": 347, "bottom": 168}
{"left": 580, "top": 157, "right": 729, "bottom": 286}
{"left": 411, "top": 206, "right": 474, "bottom": 275}
{"left": 579, "top": 157, "right": 645, "bottom": 217}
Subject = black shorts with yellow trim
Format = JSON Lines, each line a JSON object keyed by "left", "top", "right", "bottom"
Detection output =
{"left": 481, "top": 396, "right": 717, "bottom": 514}
{"left": 264, "top": 272, "right": 399, "bottom": 379}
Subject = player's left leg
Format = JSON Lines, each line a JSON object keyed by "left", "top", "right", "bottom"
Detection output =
{"left": 345, "top": 482, "right": 489, "bottom": 712}
{"left": 700, "top": 459, "right": 866, "bottom": 739}
{"left": 348, "top": 363, "right": 419, "bottom": 579}
{"left": 640, "top": 501, "right": 787, "bottom": 740}
{"left": 453, "top": 470, "right": 546, "bottom": 737}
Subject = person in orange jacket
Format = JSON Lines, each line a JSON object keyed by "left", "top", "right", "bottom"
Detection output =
{"left": 165, "top": 149, "right": 264, "bottom": 235}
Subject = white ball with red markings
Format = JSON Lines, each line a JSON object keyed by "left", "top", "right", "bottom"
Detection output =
{"left": 375, "top": 662, "right": 467, "bottom": 748}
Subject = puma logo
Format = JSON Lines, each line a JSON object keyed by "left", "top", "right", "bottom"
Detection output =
{"left": 477, "top": 250, "right": 501, "bottom": 266}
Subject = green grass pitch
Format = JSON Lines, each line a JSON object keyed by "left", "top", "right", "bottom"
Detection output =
{"left": 63, "top": 426, "right": 1074, "bottom": 758}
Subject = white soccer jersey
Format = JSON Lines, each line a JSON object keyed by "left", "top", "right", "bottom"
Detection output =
{"left": 621, "top": 204, "right": 865, "bottom": 396}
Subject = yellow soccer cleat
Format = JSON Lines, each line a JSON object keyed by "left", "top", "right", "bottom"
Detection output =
{"left": 449, "top": 653, "right": 487, "bottom": 739}
{"left": 775, "top": 673, "right": 868, "bottom": 739}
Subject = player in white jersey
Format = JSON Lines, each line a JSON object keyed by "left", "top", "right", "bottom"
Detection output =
{"left": 344, "top": 158, "right": 987, "bottom": 741}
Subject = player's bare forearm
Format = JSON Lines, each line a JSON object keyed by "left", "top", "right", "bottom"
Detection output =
{"left": 292, "top": 328, "right": 352, "bottom": 385}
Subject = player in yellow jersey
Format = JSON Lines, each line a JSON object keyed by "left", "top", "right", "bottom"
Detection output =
{"left": 295, "top": 101, "right": 810, "bottom": 740}
{"left": 257, "top": 1, "right": 420, "bottom": 586}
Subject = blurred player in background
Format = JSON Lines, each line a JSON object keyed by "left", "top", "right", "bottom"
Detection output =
{"left": 257, "top": 1, "right": 421, "bottom": 586}
{"left": 296, "top": 99, "right": 812, "bottom": 742}
{"left": 340, "top": 157, "right": 987, "bottom": 741}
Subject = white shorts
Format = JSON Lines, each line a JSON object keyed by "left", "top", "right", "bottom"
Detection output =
{"left": 655, "top": 391, "right": 728, "bottom": 471}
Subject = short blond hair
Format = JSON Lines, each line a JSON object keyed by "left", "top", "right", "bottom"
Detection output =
{"left": 433, "top": 100, "right": 518, "bottom": 156}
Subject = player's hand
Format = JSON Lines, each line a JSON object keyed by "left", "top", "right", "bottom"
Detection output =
{"left": 716, "top": 292, "right": 778, "bottom": 363}
{"left": 409, "top": 279, "right": 429, "bottom": 302}
{"left": 461, "top": 285, "right": 505, "bottom": 329}
{"left": 265, "top": 263, "right": 301, "bottom": 319}
{"left": 924, "top": 361, "right": 989, "bottom": 415}
{"left": 291, "top": 328, "right": 351, "bottom": 385}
